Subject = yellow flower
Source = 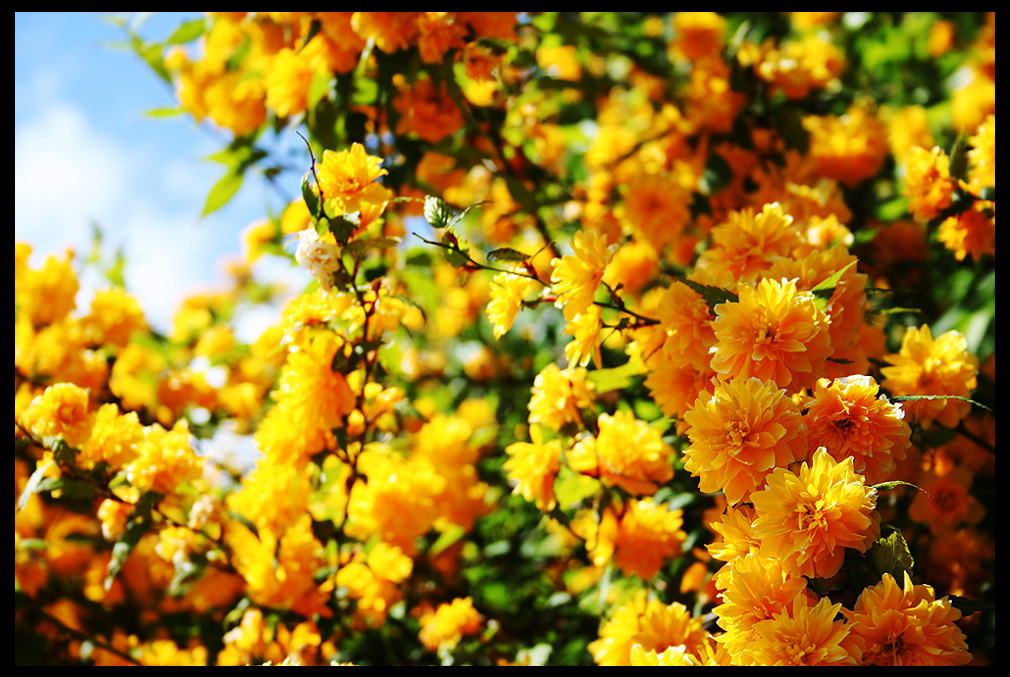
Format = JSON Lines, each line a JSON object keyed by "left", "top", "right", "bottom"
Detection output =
{"left": 751, "top": 448, "right": 879, "bottom": 580}
{"left": 845, "top": 572, "right": 971, "bottom": 666}
{"left": 610, "top": 498, "right": 687, "bottom": 580}
{"left": 804, "top": 376, "right": 911, "bottom": 485}
{"left": 880, "top": 325, "right": 978, "bottom": 429}
{"left": 126, "top": 419, "right": 203, "bottom": 494}
{"left": 803, "top": 102, "right": 888, "bottom": 187}
{"left": 683, "top": 377, "right": 807, "bottom": 505}
{"left": 562, "top": 304, "right": 604, "bottom": 369}
{"left": 504, "top": 424, "right": 562, "bottom": 511}
{"left": 712, "top": 554, "right": 815, "bottom": 663}
{"left": 527, "top": 362, "right": 595, "bottom": 432}
{"left": 21, "top": 382, "right": 93, "bottom": 450}
{"left": 418, "top": 597, "right": 482, "bottom": 653}
{"left": 744, "top": 596, "right": 862, "bottom": 666}
{"left": 314, "top": 142, "right": 391, "bottom": 220}
{"left": 695, "top": 202, "right": 804, "bottom": 285}
{"left": 908, "top": 461, "right": 985, "bottom": 535}
{"left": 755, "top": 33, "right": 845, "bottom": 100}
{"left": 550, "top": 230, "right": 615, "bottom": 320}
{"left": 709, "top": 277, "right": 832, "bottom": 392}
{"left": 902, "top": 145, "right": 957, "bottom": 222}
{"left": 567, "top": 409, "right": 674, "bottom": 496}
{"left": 79, "top": 403, "right": 143, "bottom": 471}
{"left": 588, "top": 591, "right": 712, "bottom": 666}
{"left": 486, "top": 272, "right": 536, "bottom": 339}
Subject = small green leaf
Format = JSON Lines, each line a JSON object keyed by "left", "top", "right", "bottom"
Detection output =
{"left": 871, "top": 480, "right": 923, "bottom": 493}
{"left": 586, "top": 361, "right": 643, "bottom": 394}
{"left": 487, "top": 247, "right": 529, "bottom": 263}
{"left": 347, "top": 237, "right": 401, "bottom": 254}
{"left": 810, "top": 259, "right": 859, "bottom": 309}
{"left": 17, "top": 459, "right": 57, "bottom": 511}
{"left": 202, "top": 171, "right": 244, "bottom": 217}
{"left": 144, "top": 107, "right": 184, "bottom": 118}
{"left": 674, "top": 276, "right": 738, "bottom": 312}
{"left": 424, "top": 195, "right": 458, "bottom": 229}
{"left": 301, "top": 170, "right": 321, "bottom": 219}
{"left": 890, "top": 394, "right": 991, "bottom": 413}
{"left": 866, "top": 527, "right": 915, "bottom": 582}
{"left": 166, "top": 17, "right": 206, "bottom": 45}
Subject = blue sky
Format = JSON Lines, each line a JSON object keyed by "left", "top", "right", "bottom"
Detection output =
{"left": 15, "top": 12, "right": 295, "bottom": 335}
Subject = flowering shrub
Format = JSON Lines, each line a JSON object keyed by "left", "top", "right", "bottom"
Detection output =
{"left": 16, "top": 12, "right": 994, "bottom": 666}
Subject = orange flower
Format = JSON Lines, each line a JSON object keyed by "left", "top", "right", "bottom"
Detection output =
{"left": 588, "top": 592, "right": 712, "bottom": 666}
{"left": 610, "top": 499, "right": 687, "bottom": 580}
{"left": 567, "top": 409, "right": 674, "bottom": 496}
{"left": 908, "top": 461, "right": 985, "bottom": 535}
{"left": 745, "top": 596, "right": 862, "bottom": 666}
{"left": 938, "top": 202, "right": 995, "bottom": 262}
{"left": 695, "top": 202, "right": 804, "bottom": 285}
{"left": 683, "top": 377, "right": 807, "bottom": 505}
{"left": 845, "top": 572, "right": 971, "bottom": 666}
{"left": 751, "top": 448, "right": 879, "bottom": 580}
{"left": 902, "top": 146, "right": 957, "bottom": 222}
{"left": 803, "top": 103, "right": 888, "bottom": 187}
{"left": 804, "top": 376, "right": 911, "bottom": 485}
{"left": 709, "top": 277, "right": 833, "bottom": 392}
{"left": 418, "top": 597, "right": 482, "bottom": 653}
{"left": 880, "top": 325, "right": 978, "bottom": 429}
{"left": 712, "top": 554, "right": 814, "bottom": 663}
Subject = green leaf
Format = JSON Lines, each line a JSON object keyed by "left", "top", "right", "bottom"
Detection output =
{"left": 871, "top": 480, "right": 923, "bottom": 493}
{"left": 890, "top": 394, "right": 991, "bottom": 413}
{"left": 810, "top": 259, "right": 858, "bottom": 309}
{"left": 948, "top": 595, "right": 992, "bottom": 617}
{"left": 105, "top": 492, "right": 160, "bottom": 590}
{"left": 674, "top": 276, "right": 738, "bottom": 312}
{"left": 866, "top": 527, "right": 915, "bottom": 583}
{"left": 424, "top": 195, "right": 458, "bottom": 229}
{"left": 202, "top": 170, "right": 244, "bottom": 217}
{"left": 301, "top": 170, "right": 321, "bottom": 219}
{"left": 166, "top": 17, "right": 206, "bottom": 45}
{"left": 586, "top": 360, "right": 643, "bottom": 394}
{"left": 486, "top": 247, "right": 529, "bottom": 264}
{"left": 17, "top": 458, "right": 57, "bottom": 511}
{"left": 143, "top": 107, "right": 184, "bottom": 118}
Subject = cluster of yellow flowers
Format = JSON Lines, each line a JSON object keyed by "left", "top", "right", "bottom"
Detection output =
{"left": 16, "top": 11, "right": 993, "bottom": 666}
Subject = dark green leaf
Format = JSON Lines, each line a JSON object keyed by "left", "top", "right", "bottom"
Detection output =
{"left": 302, "top": 170, "right": 321, "bottom": 219}
{"left": 674, "top": 276, "right": 738, "bottom": 312}
{"left": 866, "top": 527, "right": 915, "bottom": 582}
{"left": 486, "top": 247, "right": 529, "bottom": 264}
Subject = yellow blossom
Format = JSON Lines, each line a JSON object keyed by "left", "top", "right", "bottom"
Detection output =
{"left": 486, "top": 272, "right": 537, "bottom": 339}
{"left": 589, "top": 592, "right": 712, "bottom": 666}
{"left": 880, "top": 325, "right": 979, "bottom": 429}
{"left": 21, "top": 382, "right": 93, "bottom": 450}
{"left": 567, "top": 409, "right": 674, "bottom": 496}
{"left": 751, "top": 448, "right": 879, "bottom": 580}
{"left": 709, "top": 277, "right": 833, "bottom": 392}
{"left": 527, "top": 362, "right": 596, "bottom": 432}
{"left": 683, "top": 377, "right": 807, "bottom": 505}
{"left": 418, "top": 597, "right": 482, "bottom": 653}
{"left": 504, "top": 424, "right": 562, "bottom": 511}
{"left": 804, "top": 375, "right": 911, "bottom": 485}
{"left": 550, "top": 230, "right": 615, "bottom": 320}
{"left": 845, "top": 572, "right": 971, "bottom": 666}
